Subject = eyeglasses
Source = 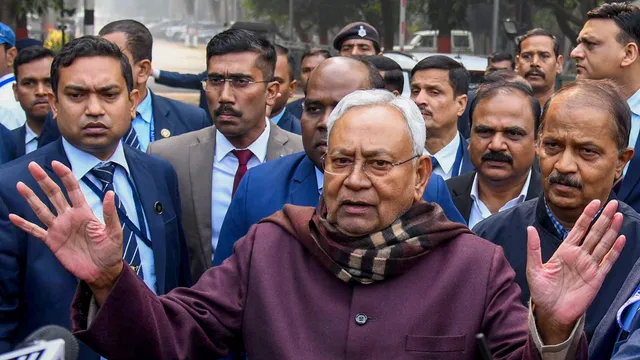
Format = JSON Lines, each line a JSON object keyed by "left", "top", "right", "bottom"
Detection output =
{"left": 322, "top": 154, "right": 420, "bottom": 178}
{"left": 201, "top": 77, "right": 270, "bottom": 92}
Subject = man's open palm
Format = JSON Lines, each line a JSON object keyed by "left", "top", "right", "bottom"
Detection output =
{"left": 526, "top": 200, "right": 625, "bottom": 327}
{"left": 9, "top": 161, "right": 124, "bottom": 289}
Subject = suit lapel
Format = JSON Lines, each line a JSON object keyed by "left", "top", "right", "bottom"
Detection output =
{"left": 526, "top": 168, "right": 543, "bottom": 201}
{"left": 450, "top": 172, "right": 474, "bottom": 222}
{"left": 15, "top": 125, "right": 26, "bottom": 157}
{"left": 189, "top": 128, "right": 215, "bottom": 263}
{"left": 266, "top": 122, "right": 293, "bottom": 160}
{"left": 150, "top": 91, "right": 173, "bottom": 142}
{"left": 591, "top": 258, "right": 640, "bottom": 355}
{"left": 460, "top": 138, "right": 475, "bottom": 174}
{"left": 124, "top": 146, "right": 167, "bottom": 294}
{"left": 290, "top": 155, "right": 320, "bottom": 206}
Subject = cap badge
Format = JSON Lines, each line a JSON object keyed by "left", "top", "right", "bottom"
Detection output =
{"left": 358, "top": 25, "right": 367, "bottom": 38}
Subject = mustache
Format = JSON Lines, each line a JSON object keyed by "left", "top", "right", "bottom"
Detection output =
{"left": 418, "top": 106, "right": 433, "bottom": 117}
{"left": 481, "top": 151, "right": 513, "bottom": 164}
{"left": 525, "top": 69, "right": 546, "bottom": 79}
{"left": 548, "top": 172, "right": 583, "bottom": 190}
{"left": 213, "top": 104, "right": 243, "bottom": 117}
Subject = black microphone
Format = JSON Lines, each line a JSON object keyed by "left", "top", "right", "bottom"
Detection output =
{"left": 475, "top": 333, "right": 493, "bottom": 360}
{"left": 15, "top": 325, "right": 79, "bottom": 360}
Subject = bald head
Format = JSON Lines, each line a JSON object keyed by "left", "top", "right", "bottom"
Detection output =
{"left": 306, "top": 56, "right": 385, "bottom": 94}
{"left": 541, "top": 79, "right": 631, "bottom": 151}
{"left": 301, "top": 56, "right": 386, "bottom": 169}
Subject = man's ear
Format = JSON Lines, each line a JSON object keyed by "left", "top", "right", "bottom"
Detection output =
{"left": 128, "top": 89, "right": 140, "bottom": 120}
{"left": 47, "top": 92, "right": 58, "bottom": 120}
{"left": 6, "top": 46, "right": 17, "bottom": 67}
{"left": 615, "top": 147, "right": 635, "bottom": 182}
{"left": 266, "top": 81, "right": 280, "bottom": 108}
{"left": 455, "top": 93, "right": 468, "bottom": 117}
{"left": 414, "top": 155, "right": 431, "bottom": 202}
{"left": 289, "top": 79, "right": 298, "bottom": 98}
{"left": 622, "top": 42, "right": 639, "bottom": 68}
{"left": 555, "top": 55, "right": 564, "bottom": 75}
{"left": 136, "top": 59, "right": 152, "bottom": 86}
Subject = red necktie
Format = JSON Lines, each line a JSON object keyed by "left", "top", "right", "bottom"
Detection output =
{"left": 232, "top": 149, "right": 253, "bottom": 196}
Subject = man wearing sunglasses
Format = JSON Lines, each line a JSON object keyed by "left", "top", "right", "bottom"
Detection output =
{"left": 147, "top": 29, "right": 303, "bottom": 281}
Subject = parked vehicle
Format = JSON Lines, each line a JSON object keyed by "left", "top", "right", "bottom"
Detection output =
{"left": 394, "top": 30, "right": 474, "bottom": 54}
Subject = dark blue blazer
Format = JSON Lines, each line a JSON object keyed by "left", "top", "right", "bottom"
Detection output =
{"left": 213, "top": 152, "right": 467, "bottom": 266}
{"left": 155, "top": 70, "right": 210, "bottom": 121}
{"left": 0, "top": 123, "right": 16, "bottom": 165}
{"left": 0, "top": 139, "right": 191, "bottom": 359}
{"left": 11, "top": 125, "right": 26, "bottom": 158}
{"left": 149, "top": 91, "right": 210, "bottom": 139}
{"left": 36, "top": 91, "right": 210, "bottom": 149}
{"left": 618, "top": 150, "right": 640, "bottom": 215}
{"left": 285, "top": 97, "right": 304, "bottom": 120}
{"left": 459, "top": 136, "right": 475, "bottom": 175}
{"left": 273, "top": 109, "right": 301, "bottom": 135}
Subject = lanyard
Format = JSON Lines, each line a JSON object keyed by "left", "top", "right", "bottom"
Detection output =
{"left": 451, "top": 134, "right": 465, "bottom": 178}
{"left": 149, "top": 115, "right": 155, "bottom": 142}
{"left": 0, "top": 75, "right": 14, "bottom": 89}
{"left": 81, "top": 175, "right": 152, "bottom": 248}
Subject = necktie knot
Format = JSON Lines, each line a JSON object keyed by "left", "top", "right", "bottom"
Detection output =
{"left": 430, "top": 156, "right": 439, "bottom": 169}
{"left": 90, "top": 162, "right": 116, "bottom": 190}
{"left": 232, "top": 149, "right": 253, "bottom": 165}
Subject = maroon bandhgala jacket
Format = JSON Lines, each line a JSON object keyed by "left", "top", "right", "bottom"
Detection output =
{"left": 71, "top": 214, "right": 587, "bottom": 359}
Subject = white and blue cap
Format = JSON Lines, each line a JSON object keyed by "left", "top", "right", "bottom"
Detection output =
{"left": 0, "top": 22, "right": 16, "bottom": 47}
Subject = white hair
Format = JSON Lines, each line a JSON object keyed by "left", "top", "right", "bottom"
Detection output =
{"left": 326, "top": 89, "right": 426, "bottom": 156}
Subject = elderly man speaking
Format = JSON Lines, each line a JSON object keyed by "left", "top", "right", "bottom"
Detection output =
{"left": 10, "top": 90, "right": 625, "bottom": 359}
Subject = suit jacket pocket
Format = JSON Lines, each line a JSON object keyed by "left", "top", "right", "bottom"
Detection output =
{"left": 405, "top": 334, "right": 466, "bottom": 353}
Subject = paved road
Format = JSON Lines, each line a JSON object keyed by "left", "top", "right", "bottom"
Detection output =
{"left": 149, "top": 39, "right": 205, "bottom": 105}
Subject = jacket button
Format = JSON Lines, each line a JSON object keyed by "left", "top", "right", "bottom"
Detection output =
{"left": 355, "top": 313, "right": 368, "bottom": 326}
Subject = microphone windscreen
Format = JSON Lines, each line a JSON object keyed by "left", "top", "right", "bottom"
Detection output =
{"left": 16, "top": 325, "right": 79, "bottom": 360}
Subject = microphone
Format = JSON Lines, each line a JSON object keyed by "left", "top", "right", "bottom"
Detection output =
{"left": 0, "top": 325, "right": 79, "bottom": 360}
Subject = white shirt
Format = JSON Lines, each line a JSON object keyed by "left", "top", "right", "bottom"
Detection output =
{"left": 426, "top": 132, "right": 461, "bottom": 180}
{"left": 468, "top": 170, "right": 532, "bottom": 229}
{"left": 0, "top": 74, "right": 26, "bottom": 130}
{"left": 626, "top": 89, "right": 640, "bottom": 176}
{"left": 211, "top": 120, "right": 271, "bottom": 258}
{"left": 62, "top": 139, "right": 157, "bottom": 294}
{"left": 24, "top": 122, "right": 39, "bottom": 154}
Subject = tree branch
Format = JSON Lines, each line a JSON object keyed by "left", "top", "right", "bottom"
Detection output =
{"left": 536, "top": 0, "right": 585, "bottom": 26}
{"left": 554, "top": 11, "right": 578, "bottom": 47}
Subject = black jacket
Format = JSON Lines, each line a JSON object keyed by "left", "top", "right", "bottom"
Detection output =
{"left": 446, "top": 168, "right": 542, "bottom": 223}
{"left": 473, "top": 193, "right": 640, "bottom": 339}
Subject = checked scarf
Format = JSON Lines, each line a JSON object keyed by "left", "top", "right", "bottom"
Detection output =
{"left": 261, "top": 198, "right": 473, "bottom": 285}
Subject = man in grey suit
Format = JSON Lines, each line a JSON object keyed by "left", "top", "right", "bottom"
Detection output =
{"left": 148, "top": 29, "right": 302, "bottom": 281}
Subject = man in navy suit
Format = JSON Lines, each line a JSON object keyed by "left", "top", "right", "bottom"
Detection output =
{"left": 0, "top": 122, "right": 16, "bottom": 165}
{"left": 570, "top": 3, "right": 640, "bottom": 215}
{"left": 270, "top": 45, "right": 301, "bottom": 134}
{"left": 214, "top": 56, "right": 465, "bottom": 265}
{"left": 99, "top": 20, "right": 209, "bottom": 152}
{"left": 11, "top": 46, "right": 54, "bottom": 157}
{"left": 411, "top": 55, "right": 474, "bottom": 180}
{"left": 0, "top": 36, "right": 191, "bottom": 360}
{"left": 152, "top": 69, "right": 210, "bottom": 121}
{"left": 285, "top": 49, "right": 331, "bottom": 119}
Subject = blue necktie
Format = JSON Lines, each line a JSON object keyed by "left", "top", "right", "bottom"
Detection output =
{"left": 88, "top": 162, "right": 143, "bottom": 278}
{"left": 123, "top": 125, "right": 140, "bottom": 150}
{"left": 430, "top": 156, "right": 439, "bottom": 170}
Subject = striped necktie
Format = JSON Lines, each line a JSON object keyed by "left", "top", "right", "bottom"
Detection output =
{"left": 88, "top": 162, "right": 143, "bottom": 278}
{"left": 123, "top": 125, "right": 141, "bottom": 150}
